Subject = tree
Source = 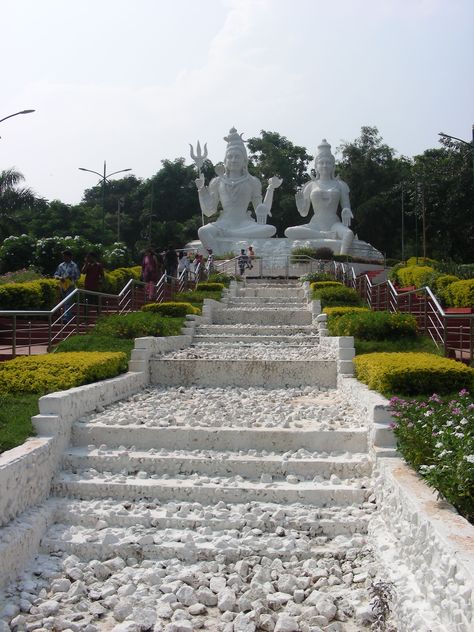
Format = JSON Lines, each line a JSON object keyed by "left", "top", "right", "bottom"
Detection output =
{"left": 247, "top": 131, "right": 313, "bottom": 236}
{"left": 336, "top": 127, "right": 411, "bottom": 258}
{"left": 0, "top": 168, "right": 40, "bottom": 240}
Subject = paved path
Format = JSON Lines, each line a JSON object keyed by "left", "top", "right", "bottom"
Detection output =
{"left": 0, "top": 281, "right": 394, "bottom": 632}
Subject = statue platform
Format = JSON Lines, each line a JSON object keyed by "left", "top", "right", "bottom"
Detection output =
{"left": 185, "top": 237, "right": 384, "bottom": 262}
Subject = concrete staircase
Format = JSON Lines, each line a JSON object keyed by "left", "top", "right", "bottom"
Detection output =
{"left": 43, "top": 280, "right": 373, "bottom": 564}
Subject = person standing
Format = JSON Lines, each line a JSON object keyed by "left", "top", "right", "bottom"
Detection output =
{"left": 81, "top": 252, "right": 104, "bottom": 313}
{"left": 238, "top": 249, "right": 250, "bottom": 276}
{"left": 205, "top": 249, "right": 215, "bottom": 276}
{"left": 164, "top": 246, "right": 178, "bottom": 281}
{"left": 54, "top": 249, "right": 80, "bottom": 323}
{"left": 141, "top": 247, "right": 160, "bottom": 301}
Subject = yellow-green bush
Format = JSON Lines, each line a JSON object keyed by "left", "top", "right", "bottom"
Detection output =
{"left": 354, "top": 352, "right": 474, "bottom": 396}
{"left": 433, "top": 274, "right": 460, "bottom": 304}
{"left": 142, "top": 301, "right": 200, "bottom": 317}
{"left": 100, "top": 266, "right": 142, "bottom": 294}
{"left": 312, "top": 285, "right": 362, "bottom": 307}
{"left": 445, "top": 279, "right": 474, "bottom": 308}
{"left": 310, "top": 281, "right": 343, "bottom": 291}
{"left": 196, "top": 282, "right": 225, "bottom": 292}
{"left": 406, "top": 257, "right": 437, "bottom": 267}
{"left": 323, "top": 306, "right": 370, "bottom": 319}
{"left": 0, "top": 279, "right": 59, "bottom": 310}
{"left": 397, "top": 266, "right": 435, "bottom": 288}
{"left": 0, "top": 352, "right": 127, "bottom": 394}
{"left": 329, "top": 311, "right": 417, "bottom": 340}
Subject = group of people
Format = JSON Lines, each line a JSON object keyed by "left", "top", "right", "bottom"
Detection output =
{"left": 54, "top": 250, "right": 104, "bottom": 323}
{"left": 237, "top": 247, "right": 255, "bottom": 276}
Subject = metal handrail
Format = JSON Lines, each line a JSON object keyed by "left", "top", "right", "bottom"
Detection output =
{"left": 333, "top": 261, "right": 474, "bottom": 362}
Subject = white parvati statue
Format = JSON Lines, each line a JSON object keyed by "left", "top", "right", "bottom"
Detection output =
{"left": 284, "top": 139, "right": 354, "bottom": 255}
{"left": 196, "top": 127, "right": 282, "bottom": 254}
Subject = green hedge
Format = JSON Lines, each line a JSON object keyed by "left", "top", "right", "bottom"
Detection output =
{"left": 142, "top": 301, "right": 200, "bottom": 317}
{"left": 445, "top": 279, "right": 474, "bottom": 309}
{"left": 0, "top": 279, "right": 58, "bottom": 310}
{"left": 0, "top": 352, "right": 127, "bottom": 394}
{"left": 354, "top": 352, "right": 474, "bottom": 396}
{"left": 397, "top": 265, "right": 435, "bottom": 288}
{"left": 328, "top": 310, "right": 417, "bottom": 340}
{"left": 94, "top": 311, "right": 184, "bottom": 338}
{"left": 310, "top": 281, "right": 343, "bottom": 291}
{"left": 312, "top": 285, "right": 362, "bottom": 307}
{"left": 196, "top": 282, "right": 225, "bottom": 292}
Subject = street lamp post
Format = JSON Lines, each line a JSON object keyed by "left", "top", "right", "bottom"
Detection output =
{"left": 0, "top": 109, "right": 35, "bottom": 138}
{"left": 79, "top": 161, "right": 132, "bottom": 242}
{"left": 438, "top": 125, "right": 474, "bottom": 187}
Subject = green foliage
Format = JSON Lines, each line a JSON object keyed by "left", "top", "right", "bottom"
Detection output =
{"left": 432, "top": 274, "right": 460, "bottom": 304}
{"left": 310, "top": 281, "right": 343, "bottom": 291}
{"left": 328, "top": 310, "right": 417, "bottom": 340}
{"left": 397, "top": 265, "right": 435, "bottom": 288}
{"left": 445, "top": 279, "right": 474, "bottom": 308}
{"left": 390, "top": 391, "right": 474, "bottom": 522}
{"left": 94, "top": 311, "right": 184, "bottom": 337}
{"left": 312, "top": 285, "right": 362, "bottom": 307}
{"left": 0, "top": 268, "right": 43, "bottom": 285}
{"left": 0, "top": 393, "right": 38, "bottom": 453}
{"left": 406, "top": 256, "right": 437, "bottom": 267}
{"left": 102, "top": 242, "right": 132, "bottom": 269}
{"left": 54, "top": 334, "right": 135, "bottom": 358}
{"left": 299, "top": 272, "right": 333, "bottom": 283}
{"left": 323, "top": 306, "right": 370, "bottom": 319}
{"left": 196, "top": 282, "right": 225, "bottom": 292}
{"left": 100, "top": 266, "right": 141, "bottom": 294}
{"left": 173, "top": 291, "right": 222, "bottom": 307}
{"left": 354, "top": 352, "right": 474, "bottom": 396}
{"left": 0, "top": 234, "right": 36, "bottom": 272}
{"left": 34, "top": 236, "right": 97, "bottom": 275}
{"left": 0, "top": 352, "right": 128, "bottom": 394}
{"left": 0, "top": 278, "right": 58, "bottom": 310}
{"left": 141, "top": 301, "right": 199, "bottom": 317}
{"left": 207, "top": 272, "right": 234, "bottom": 286}
{"left": 355, "top": 336, "right": 441, "bottom": 356}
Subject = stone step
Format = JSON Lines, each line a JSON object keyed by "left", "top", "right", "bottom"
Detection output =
{"left": 192, "top": 335, "right": 320, "bottom": 344}
{"left": 71, "top": 424, "right": 368, "bottom": 453}
{"left": 52, "top": 473, "right": 370, "bottom": 506}
{"left": 40, "top": 515, "right": 371, "bottom": 563}
{"left": 62, "top": 447, "right": 372, "bottom": 479}
{"left": 194, "top": 325, "right": 317, "bottom": 335}
{"left": 150, "top": 358, "right": 336, "bottom": 388}
{"left": 49, "top": 498, "right": 373, "bottom": 537}
{"left": 212, "top": 309, "right": 312, "bottom": 326}
{"left": 229, "top": 297, "right": 306, "bottom": 304}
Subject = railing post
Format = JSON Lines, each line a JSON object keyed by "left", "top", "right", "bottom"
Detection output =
{"left": 47, "top": 313, "right": 52, "bottom": 352}
{"left": 76, "top": 293, "right": 80, "bottom": 334}
{"left": 28, "top": 321, "right": 32, "bottom": 356}
{"left": 12, "top": 315, "right": 16, "bottom": 358}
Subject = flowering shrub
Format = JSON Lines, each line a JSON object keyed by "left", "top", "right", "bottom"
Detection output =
{"left": 34, "top": 236, "right": 98, "bottom": 275}
{"left": 0, "top": 235, "right": 36, "bottom": 272}
{"left": 390, "top": 390, "right": 474, "bottom": 522}
{"left": 102, "top": 242, "right": 132, "bottom": 269}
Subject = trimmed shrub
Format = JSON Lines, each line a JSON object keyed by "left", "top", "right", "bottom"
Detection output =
{"left": 312, "top": 285, "right": 362, "bottom": 307}
{"left": 0, "top": 279, "right": 59, "bottom": 310}
{"left": 207, "top": 272, "right": 234, "bottom": 286}
{"left": 397, "top": 265, "right": 435, "bottom": 288}
{"left": 94, "top": 311, "right": 181, "bottom": 338}
{"left": 433, "top": 274, "right": 460, "bottom": 304}
{"left": 328, "top": 310, "right": 417, "bottom": 340}
{"left": 406, "top": 256, "right": 437, "bottom": 267}
{"left": 100, "top": 266, "right": 141, "bottom": 294}
{"left": 445, "top": 279, "right": 474, "bottom": 308}
{"left": 142, "top": 301, "right": 200, "bottom": 317}
{"left": 323, "top": 306, "right": 370, "bottom": 319}
{"left": 196, "top": 282, "right": 225, "bottom": 292}
{"left": 354, "top": 352, "right": 474, "bottom": 396}
{"left": 310, "top": 281, "right": 343, "bottom": 291}
{"left": 0, "top": 352, "right": 127, "bottom": 394}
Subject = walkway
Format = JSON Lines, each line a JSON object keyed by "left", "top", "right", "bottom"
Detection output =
{"left": 0, "top": 280, "right": 451, "bottom": 631}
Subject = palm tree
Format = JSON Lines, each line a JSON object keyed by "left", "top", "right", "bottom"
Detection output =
{"left": 0, "top": 168, "right": 38, "bottom": 239}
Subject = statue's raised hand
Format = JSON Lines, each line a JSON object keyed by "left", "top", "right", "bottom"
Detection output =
{"left": 195, "top": 174, "right": 205, "bottom": 190}
{"left": 268, "top": 176, "right": 283, "bottom": 189}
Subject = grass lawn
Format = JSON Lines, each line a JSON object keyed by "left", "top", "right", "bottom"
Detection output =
{"left": 0, "top": 393, "right": 39, "bottom": 453}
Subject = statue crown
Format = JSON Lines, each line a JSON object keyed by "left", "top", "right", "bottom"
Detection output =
{"left": 224, "top": 127, "right": 247, "bottom": 159}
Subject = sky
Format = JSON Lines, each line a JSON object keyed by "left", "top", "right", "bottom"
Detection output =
{"left": 1, "top": 0, "right": 473, "bottom": 205}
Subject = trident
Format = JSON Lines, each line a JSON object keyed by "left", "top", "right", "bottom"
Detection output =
{"left": 190, "top": 141, "right": 208, "bottom": 226}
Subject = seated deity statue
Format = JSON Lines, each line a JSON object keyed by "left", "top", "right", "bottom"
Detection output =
{"left": 284, "top": 139, "right": 354, "bottom": 255}
{"left": 196, "top": 127, "right": 282, "bottom": 254}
